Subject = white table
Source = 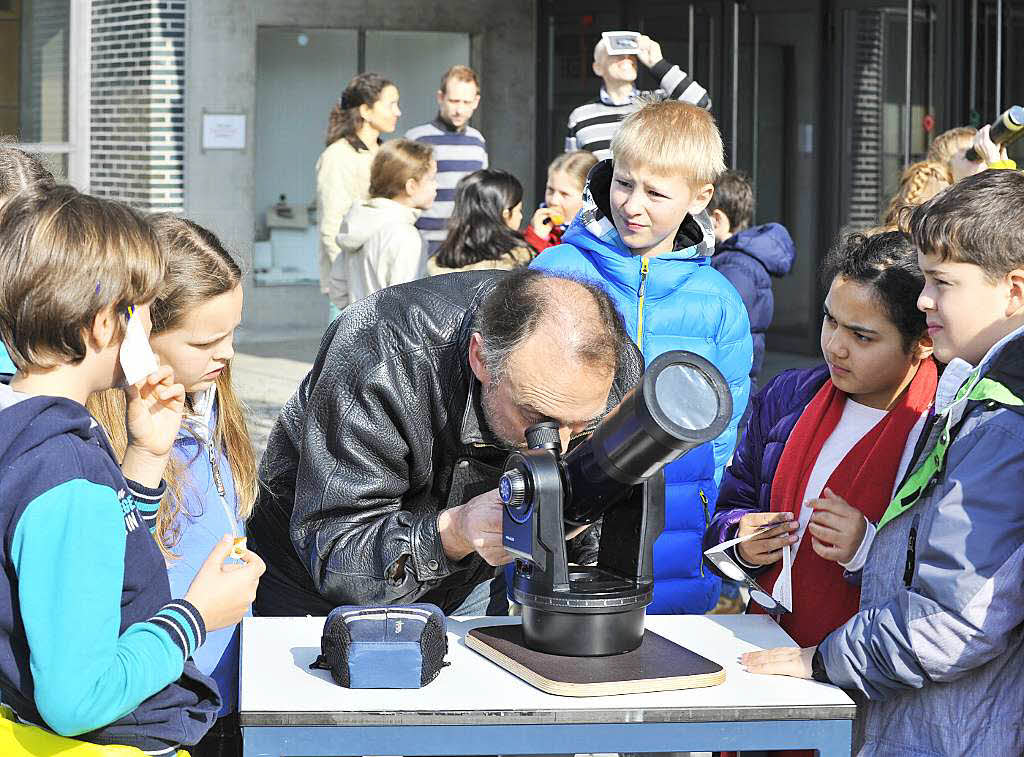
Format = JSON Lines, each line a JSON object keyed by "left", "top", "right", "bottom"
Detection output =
{"left": 240, "top": 614, "right": 854, "bottom": 756}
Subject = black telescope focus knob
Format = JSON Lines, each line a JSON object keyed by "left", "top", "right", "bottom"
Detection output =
{"left": 525, "top": 421, "right": 561, "bottom": 451}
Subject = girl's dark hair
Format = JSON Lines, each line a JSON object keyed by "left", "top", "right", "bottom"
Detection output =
{"left": 820, "top": 231, "right": 926, "bottom": 352}
{"left": 435, "top": 169, "right": 526, "bottom": 270}
{"left": 325, "top": 72, "right": 396, "bottom": 150}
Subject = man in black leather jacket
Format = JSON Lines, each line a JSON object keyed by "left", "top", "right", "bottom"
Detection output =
{"left": 249, "top": 268, "right": 644, "bottom": 616}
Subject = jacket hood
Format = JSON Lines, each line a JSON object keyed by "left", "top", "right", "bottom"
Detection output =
{"left": 0, "top": 383, "right": 95, "bottom": 470}
{"left": 335, "top": 197, "right": 420, "bottom": 253}
{"left": 717, "top": 222, "right": 796, "bottom": 277}
{"left": 565, "top": 159, "right": 716, "bottom": 261}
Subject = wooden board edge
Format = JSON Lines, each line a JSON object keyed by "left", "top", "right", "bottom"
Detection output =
{"left": 466, "top": 631, "right": 727, "bottom": 697}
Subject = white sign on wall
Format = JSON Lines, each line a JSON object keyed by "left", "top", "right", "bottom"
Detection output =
{"left": 202, "top": 113, "right": 247, "bottom": 150}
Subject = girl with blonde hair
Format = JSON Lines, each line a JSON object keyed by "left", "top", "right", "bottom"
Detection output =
{"left": 525, "top": 150, "right": 598, "bottom": 253}
{"left": 881, "top": 160, "right": 950, "bottom": 228}
{"left": 88, "top": 214, "right": 257, "bottom": 757}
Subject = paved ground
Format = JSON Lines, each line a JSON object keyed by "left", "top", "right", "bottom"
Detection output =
{"left": 234, "top": 326, "right": 821, "bottom": 458}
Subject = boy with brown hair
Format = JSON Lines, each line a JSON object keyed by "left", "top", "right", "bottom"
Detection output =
{"left": 743, "top": 169, "right": 1024, "bottom": 756}
{"left": 0, "top": 187, "right": 262, "bottom": 753}
{"left": 533, "top": 100, "right": 752, "bottom": 615}
{"left": 708, "top": 170, "right": 795, "bottom": 389}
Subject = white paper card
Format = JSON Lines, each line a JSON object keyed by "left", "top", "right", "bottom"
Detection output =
{"left": 703, "top": 522, "right": 778, "bottom": 556}
{"left": 202, "top": 113, "right": 246, "bottom": 150}
{"left": 772, "top": 541, "right": 794, "bottom": 613}
{"left": 119, "top": 310, "right": 159, "bottom": 386}
{"left": 601, "top": 30, "right": 641, "bottom": 55}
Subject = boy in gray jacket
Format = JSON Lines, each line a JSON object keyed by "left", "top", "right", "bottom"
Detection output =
{"left": 742, "top": 169, "right": 1024, "bottom": 756}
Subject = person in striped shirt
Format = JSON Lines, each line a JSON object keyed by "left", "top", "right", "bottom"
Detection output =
{"left": 566, "top": 34, "right": 711, "bottom": 160}
{"left": 406, "top": 65, "right": 489, "bottom": 256}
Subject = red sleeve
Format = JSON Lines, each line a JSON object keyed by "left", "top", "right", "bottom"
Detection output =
{"left": 524, "top": 225, "right": 555, "bottom": 254}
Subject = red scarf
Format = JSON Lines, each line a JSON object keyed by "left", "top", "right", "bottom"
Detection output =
{"left": 751, "top": 358, "right": 937, "bottom": 648}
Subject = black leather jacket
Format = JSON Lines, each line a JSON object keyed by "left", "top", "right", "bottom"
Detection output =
{"left": 249, "top": 271, "right": 644, "bottom": 616}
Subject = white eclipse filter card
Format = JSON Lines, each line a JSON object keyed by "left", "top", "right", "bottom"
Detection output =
{"left": 119, "top": 309, "right": 159, "bottom": 386}
{"left": 602, "top": 31, "right": 641, "bottom": 55}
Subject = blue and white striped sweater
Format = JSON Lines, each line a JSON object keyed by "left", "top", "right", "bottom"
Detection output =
{"left": 405, "top": 117, "right": 488, "bottom": 254}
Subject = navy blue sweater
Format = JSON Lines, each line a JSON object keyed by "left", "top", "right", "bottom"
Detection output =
{"left": 0, "top": 384, "right": 220, "bottom": 753}
{"left": 712, "top": 223, "right": 796, "bottom": 385}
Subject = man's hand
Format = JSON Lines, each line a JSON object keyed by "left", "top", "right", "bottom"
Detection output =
{"left": 741, "top": 645, "right": 816, "bottom": 679}
{"left": 806, "top": 488, "right": 867, "bottom": 565}
{"left": 735, "top": 512, "right": 798, "bottom": 566}
{"left": 437, "top": 489, "right": 513, "bottom": 566}
{"left": 637, "top": 35, "right": 663, "bottom": 68}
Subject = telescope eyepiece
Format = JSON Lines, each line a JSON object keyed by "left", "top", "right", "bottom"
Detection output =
{"left": 525, "top": 421, "right": 561, "bottom": 451}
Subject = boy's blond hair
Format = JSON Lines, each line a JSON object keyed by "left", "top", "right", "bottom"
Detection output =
{"left": 612, "top": 99, "right": 725, "bottom": 186}
{"left": 0, "top": 186, "right": 164, "bottom": 370}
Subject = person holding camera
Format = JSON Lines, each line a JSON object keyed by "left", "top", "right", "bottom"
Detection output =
{"left": 566, "top": 33, "right": 710, "bottom": 160}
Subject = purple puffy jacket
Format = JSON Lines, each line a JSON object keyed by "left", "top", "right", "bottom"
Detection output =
{"left": 704, "top": 363, "right": 830, "bottom": 572}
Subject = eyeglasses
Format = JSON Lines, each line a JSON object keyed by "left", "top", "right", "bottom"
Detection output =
{"left": 704, "top": 544, "right": 789, "bottom": 616}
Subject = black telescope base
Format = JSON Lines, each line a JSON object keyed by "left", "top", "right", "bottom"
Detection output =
{"left": 513, "top": 568, "right": 653, "bottom": 656}
{"left": 519, "top": 604, "right": 647, "bottom": 656}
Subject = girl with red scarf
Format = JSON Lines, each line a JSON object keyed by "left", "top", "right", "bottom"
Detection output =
{"left": 705, "top": 231, "right": 936, "bottom": 757}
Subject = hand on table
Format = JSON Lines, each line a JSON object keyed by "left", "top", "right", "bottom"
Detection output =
{"left": 740, "top": 645, "right": 816, "bottom": 679}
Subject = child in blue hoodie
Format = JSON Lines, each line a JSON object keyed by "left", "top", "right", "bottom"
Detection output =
{"left": 532, "top": 100, "right": 752, "bottom": 615}
{"left": 0, "top": 187, "right": 263, "bottom": 754}
{"left": 88, "top": 214, "right": 257, "bottom": 757}
{"left": 708, "top": 170, "right": 796, "bottom": 392}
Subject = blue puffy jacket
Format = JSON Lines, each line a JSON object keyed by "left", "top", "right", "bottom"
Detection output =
{"left": 531, "top": 160, "right": 753, "bottom": 614}
{"left": 711, "top": 223, "right": 796, "bottom": 386}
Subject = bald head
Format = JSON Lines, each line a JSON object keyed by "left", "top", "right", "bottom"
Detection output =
{"left": 470, "top": 270, "right": 631, "bottom": 448}
{"left": 471, "top": 269, "right": 628, "bottom": 385}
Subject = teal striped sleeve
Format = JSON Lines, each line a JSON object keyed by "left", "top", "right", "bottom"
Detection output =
{"left": 11, "top": 478, "right": 204, "bottom": 737}
{"left": 126, "top": 477, "right": 164, "bottom": 534}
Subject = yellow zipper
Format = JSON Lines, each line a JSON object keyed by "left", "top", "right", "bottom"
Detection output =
{"left": 637, "top": 258, "right": 649, "bottom": 347}
{"left": 699, "top": 488, "right": 710, "bottom": 577}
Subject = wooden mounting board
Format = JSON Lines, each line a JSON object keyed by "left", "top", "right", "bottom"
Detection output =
{"left": 466, "top": 624, "right": 726, "bottom": 697}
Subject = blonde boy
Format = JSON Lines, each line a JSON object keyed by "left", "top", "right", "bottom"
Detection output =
{"left": 532, "top": 100, "right": 753, "bottom": 615}
{"left": 0, "top": 188, "right": 261, "bottom": 752}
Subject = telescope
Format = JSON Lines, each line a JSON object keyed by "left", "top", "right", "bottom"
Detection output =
{"left": 499, "top": 350, "right": 731, "bottom": 656}
{"left": 965, "top": 105, "right": 1024, "bottom": 162}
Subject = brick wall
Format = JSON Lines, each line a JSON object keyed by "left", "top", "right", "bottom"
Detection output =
{"left": 846, "top": 10, "right": 883, "bottom": 228}
{"left": 90, "top": 0, "right": 185, "bottom": 211}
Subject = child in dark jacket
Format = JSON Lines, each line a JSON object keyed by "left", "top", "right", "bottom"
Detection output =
{"left": 708, "top": 171, "right": 796, "bottom": 390}
{"left": 0, "top": 188, "right": 263, "bottom": 754}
